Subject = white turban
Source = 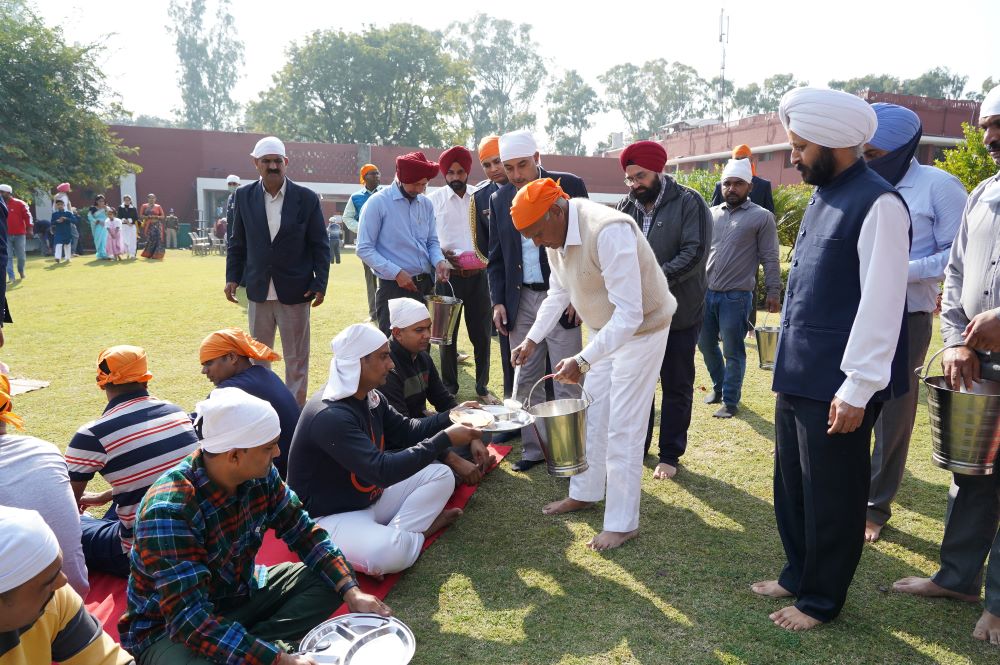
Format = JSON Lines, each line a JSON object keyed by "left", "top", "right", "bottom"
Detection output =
{"left": 499, "top": 130, "right": 538, "bottom": 162}
{"left": 982, "top": 85, "right": 1000, "bottom": 120}
{"left": 0, "top": 506, "right": 60, "bottom": 593}
{"left": 322, "top": 324, "right": 389, "bottom": 401}
{"left": 251, "top": 136, "right": 286, "bottom": 159}
{"left": 0, "top": 184, "right": 11, "bottom": 194}
{"left": 389, "top": 298, "right": 430, "bottom": 330}
{"left": 226, "top": 174, "right": 240, "bottom": 184}
{"left": 721, "top": 158, "right": 753, "bottom": 184}
{"left": 778, "top": 87, "right": 878, "bottom": 149}
{"left": 195, "top": 387, "right": 281, "bottom": 454}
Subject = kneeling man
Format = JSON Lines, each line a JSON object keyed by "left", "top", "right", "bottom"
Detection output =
{"left": 121, "top": 388, "right": 386, "bottom": 665}
{"left": 510, "top": 178, "right": 676, "bottom": 551}
{"left": 287, "top": 324, "right": 485, "bottom": 576}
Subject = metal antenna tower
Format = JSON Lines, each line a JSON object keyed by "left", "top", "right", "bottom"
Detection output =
{"left": 718, "top": 8, "right": 729, "bottom": 121}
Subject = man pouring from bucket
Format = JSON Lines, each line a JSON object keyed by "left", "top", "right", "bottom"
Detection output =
{"left": 509, "top": 178, "right": 676, "bottom": 551}
{"left": 893, "top": 83, "right": 1000, "bottom": 647}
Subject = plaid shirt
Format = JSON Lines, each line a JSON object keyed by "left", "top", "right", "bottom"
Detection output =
{"left": 120, "top": 450, "right": 354, "bottom": 665}
{"left": 629, "top": 174, "right": 668, "bottom": 237}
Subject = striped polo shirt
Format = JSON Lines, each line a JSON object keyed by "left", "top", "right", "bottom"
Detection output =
{"left": 65, "top": 390, "right": 198, "bottom": 553}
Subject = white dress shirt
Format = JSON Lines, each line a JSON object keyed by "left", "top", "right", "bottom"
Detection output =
{"left": 833, "top": 192, "right": 911, "bottom": 408}
{"left": 263, "top": 179, "right": 286, "bottom": 301}
{"left": 526, "top": 203, "right": 644, "bottom": 364}
{"left": 428, "top": 185, "right": 474, "bottom": 253}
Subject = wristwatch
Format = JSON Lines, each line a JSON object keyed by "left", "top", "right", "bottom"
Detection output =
{"left": 574, "top": 354, "right": 591, "bottom": 373}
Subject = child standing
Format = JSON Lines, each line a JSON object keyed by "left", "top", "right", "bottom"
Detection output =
{"left": 51, "top": 199, "right": 78, "bottom": 263}
{"left": 105, "top": 207, "right": 125, "bottom": 260}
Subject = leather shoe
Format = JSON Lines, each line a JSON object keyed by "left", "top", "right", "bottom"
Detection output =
{"left": 713, "top": 404, "right": 738, "bottom": 418}
{"left": 511, "top": 458, "right": 544, "bottom": 472}
{"left": 704, "top": 390, "right": 722, "bottom": 404}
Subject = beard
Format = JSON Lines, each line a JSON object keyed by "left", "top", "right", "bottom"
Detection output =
{"left": 796, "top": 147, "right": 837, "bottom": 186}
{"left": 448, "top": 179, "right": 467, "bottom": 194}
{"left": 725, "top": 193, "right": 748, "bottom": 207}
{"left": 633, "top": 176, "right": 662, "bottom": 205}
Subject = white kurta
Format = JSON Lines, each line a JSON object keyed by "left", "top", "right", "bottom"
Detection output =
{"left": 120, "top": 223, "right": 137, "bottom": 257}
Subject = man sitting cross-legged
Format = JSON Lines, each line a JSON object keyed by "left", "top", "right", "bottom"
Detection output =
{"left": 199, "top": 327, "right": 301, "bottom": 478}
{"left": 120, "top": 387, "right": 387, "bottom": 665}
{"left": 381, "top": 298, "right": 493, "bottom": 486}
{"left": 287, "top": 324, "right": 485, "bottom": 577}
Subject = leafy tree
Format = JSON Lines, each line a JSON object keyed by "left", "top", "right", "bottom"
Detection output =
{"left": 599, "top": 63, "right": 657, "bottom": 140}
{"left": 902, "top": 67, "right": 968, "bottom": 100}
{"left": 828, "top": 74, "right": 902, "bottom": 95}
{"left": 445, "top": 15, "right": 545, "bottom": 143}
{"left": 674, "top": 166, "right": 722, "bottom": 203}
{"left": 772, "top": 184, "right": 813, "bottom": 258}
{"left": 965, "top": 77, "right": 997, "bottom": 102}
{"left": 935, "top": 122, "right": 998, "bottom": 191}
{"left": 732, "top": 82, "right": 765, "bottom": 117}
{"left": 545, "top": 71, "right": 602, "bottom": 156}
{"left": 601, "top": 60, "right": 712, "bottom": 138}
{"left": 759, "top": 74, "right": 806, "bottom": 111}
{"left": 167, "top": 0, "right": 244, "bottom": 130}
{"left": 246, "top": 25, "right": 467, "bottom": 147}
{"left": 0, "top": 1, "right": 139, "bottom": 198}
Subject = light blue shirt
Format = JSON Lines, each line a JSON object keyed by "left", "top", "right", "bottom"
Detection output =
{"left": 521, "top": 237, "right": 544, "bottom": 283}
{"left": 896, "top": 159, "right": 967, "bottom": 313}
{"left": 356, "top": 182, "right": 446, "bottom": 279}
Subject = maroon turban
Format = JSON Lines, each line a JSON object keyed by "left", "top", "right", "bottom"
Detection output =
{"left": 395, "top": 151, "right": 439, "bottom": 184}
{"left": 619, "top": 141, "right": 667, "bottom": 173}
{"left": 438, "top": 146, "right": 473, "bottom": 177}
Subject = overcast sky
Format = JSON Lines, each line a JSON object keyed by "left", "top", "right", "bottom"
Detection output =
{"left": 33, "top": 0, "right": 998, "bottom": 150}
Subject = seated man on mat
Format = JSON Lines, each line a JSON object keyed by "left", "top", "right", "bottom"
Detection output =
{"left": 199, "top": 327, "right": 301, "bottom": 478}
{"left": 381, "top": 297, "right": 492, "bottom": 485}
{"left": 121, "top": 388, "right": 387, "bottom": 665}
{"left": 0, "top": 506, "right": 134, "bottom": 665}
{"left": 287, "top": 324, "right": 485, "bottom": 577}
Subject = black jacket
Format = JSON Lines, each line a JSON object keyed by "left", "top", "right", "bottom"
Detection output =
{"left": 487, "top": 167, "right": 588, "bottom": 327}
{"left": 383, "top": 339, "right": 457, "bottom": 418}
{"left": 711, "top": 175, "right": 775, "bottom": 213}
{"left": 226, "top": 178, "right": 331, "bottom": 304}
{"left": 617, "top": 175, "right": 711, "bottom": 330}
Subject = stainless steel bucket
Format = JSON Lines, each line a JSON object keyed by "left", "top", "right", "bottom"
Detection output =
{"left": 425, "top": 281, "right": 463, "bottom": 346}
{"left": 525, "top": 373, "right": 591, "bottom": 477}
{"left": 754, "top": 313, "right": 780, "bottom": 370}
{"left": 920, "top": 345, "right": 1000, "bottom": 476}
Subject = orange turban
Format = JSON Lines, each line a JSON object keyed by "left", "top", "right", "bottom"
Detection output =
{"left": 199, "top": 328, "right": 281, "bottom": 364}
{"left": 732, "top": 145, "right": 757, "bottom": 175}
{"left": 96, "top": 345, "right": 153, "bottom": 388}
{"left": 359, "top": 164, "right": 378, "bottom": 184}
{"left": 478, "top": 135, "right": 500, "bottom": 162}
{"left": 0, "top": 375, "right": 24, "bottom": 431}
{"left": 510, "top": 178, "right": 569, "bottom": 231}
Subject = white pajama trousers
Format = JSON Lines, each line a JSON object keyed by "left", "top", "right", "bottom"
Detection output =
{"left": 570, "top": 327, "right": 669, "bottom": 533}
{"left": 316, "top": 463, "right": 455, "bottom": 576}
{"left": 121, "top": 224, "right": 137, "bottom": 257}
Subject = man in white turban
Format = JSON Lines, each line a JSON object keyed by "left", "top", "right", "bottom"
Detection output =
{"left": 893, "top": 85, "right": 1000, "bottom": 647}
{"left": 120, "top": 387, "right": 387, "bottom": 664}
{"left": 750, "top": 87, "right": 911, "bottom": 631}
{"left": 287, "top": 324, "right": 484, "bottom": 576}
{"left": 0, "top": 506, "right": 133, "bottom": 664}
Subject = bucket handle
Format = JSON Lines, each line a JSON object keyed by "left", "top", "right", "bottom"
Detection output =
{"left": 434, "top": 278, "right": 456, "bottom": 298}
{"left": 759, "top": 311, "right": 772, "bottom": 329}
{"left": 920, "top": 342, "right": 967, "bottom": 380}
{"left": 525, "top": 372, "right": 593, "bottom": 409}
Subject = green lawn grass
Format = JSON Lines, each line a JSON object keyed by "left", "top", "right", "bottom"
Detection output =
{"left": 5, "top": 251, "right": 996, "bottom": 664}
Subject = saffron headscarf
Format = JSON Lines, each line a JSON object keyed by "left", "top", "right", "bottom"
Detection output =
{"left": 510, "top": 178, "right": 569, "bottom": 231}
{"left": 0, "top": 375, "right": 24, "bottom": 431}
{"left": 199, "top": 328, "right": 282, "bottom": 364}
{"left": 732, "top": 145, "right": 757, "bottom": 176}
{"left": 359, "top": 164, "right": 378, "bottom": 184}
{"left": 478, "top": 135, "right": 500, "bottom": 162}
{"left": 96, "top": 345, "right": 153, "bottom": 388}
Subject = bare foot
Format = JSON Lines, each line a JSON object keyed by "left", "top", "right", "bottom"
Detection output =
{"left": 865, "top": 520, "right": 883, "bottom": 543}
{"left": 770, "top": 605, "right": 822, "bottom": 631}
{"left": 653, "top": 463, "right": 677, "bottom": 480}
{"left": 587, "top": 529, "right": 639, "bottom": 551}
{"left": 973, "top": 609, "right": 1000, "bottom": 646}
{"left": 751, "top": 580, "right": 793, "bottom": 598}
{"left": 892, "top": 576, "right": 980, "bottom": 602}
{"left": 542, "top": 497, "right": 594, "bottom": 516}
{"left": 423, "top": 507, "right": 463, "bottom": 538}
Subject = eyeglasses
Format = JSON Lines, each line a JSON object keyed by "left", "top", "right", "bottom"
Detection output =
{"left": 624, "top": 171, "right": 650, "bottom": 186}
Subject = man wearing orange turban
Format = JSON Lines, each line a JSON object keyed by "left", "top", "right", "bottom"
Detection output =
{"left": 66, "top": 345, "right": 199, "bottom": 577}
{"left": 199, "top": 328, "right": 301, "bottom": 477}
{"left": 510, "top": 178, "right": 678, "bottom": 551}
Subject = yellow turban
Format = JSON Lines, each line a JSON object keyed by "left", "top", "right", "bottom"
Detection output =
{"left": 96, "top": 345, "right": 153, "bottom": 388}
{"left": 478, "top": 135, "right": 500, "bottom": 162}
{"left": 359, "top": 164, "right": 378, "bottom": 184}
{"left": 199, "top": 327, "right": 281, "bottom": 364}
{"left": 0, "top": 375, "right": 24, "bottom": 431}
{"left": 510, "top": 178, "right": 569, "bottom": 231}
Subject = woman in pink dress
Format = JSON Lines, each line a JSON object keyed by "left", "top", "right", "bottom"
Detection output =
{"left": 105, "top": 207, "right": 125, "bottom": 260}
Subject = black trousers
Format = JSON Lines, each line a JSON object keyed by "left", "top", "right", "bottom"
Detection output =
{"left": 438, "top": 272, "right": 492, "bottom": 396}
{"left": 376, "top": 276, "right": 434, "bottom": 336}
{"left": 645, "top": 323, "right": 701, "bottom": 465}
{"left": 774, "top": 392, "right": 880, "bottom": 622}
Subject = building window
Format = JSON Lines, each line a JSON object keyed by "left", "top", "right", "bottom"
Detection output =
{"left": 758, "top": 152, "right": 774, "bottom": 162}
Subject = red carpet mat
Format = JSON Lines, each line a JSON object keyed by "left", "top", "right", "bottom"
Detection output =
{"left": 85, "top": 444, "right": 512, "bottom": 641}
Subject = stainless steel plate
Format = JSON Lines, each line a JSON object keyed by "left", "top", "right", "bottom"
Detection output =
{"left": 298, "top": 614, "right": 416, "bottom": 664}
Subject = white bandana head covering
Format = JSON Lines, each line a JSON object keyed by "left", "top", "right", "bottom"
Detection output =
{"left": 250, "top": 136, "right": 286, "bottom": 159}
{"left": 778, "top": 87, "right": 878, "bottom": 149}
{"left": 322, "top": 324, "right": 389, "bottom": 401}
{"left": 195, "top": 387, "right": 280, "bottom": 453}
{"left": 982, "top": 85, "right": 1000, "bottom": 120}
{"left": 499, "top": 130, "right": 538, "bottom": 163}
{"left": 721, "top": 158, "right": 753, "bottom": 184}
{"left": 389, "top": 298, "right": 431, "bottom": 330}
{"left": 0, "top": 184, "right": 11, "bottom": 194}
{"left": 0, "top": 506, "right": 60, "bottom": 593}
{"left": 226, "top": 174, "right": 240, "bottom": 185}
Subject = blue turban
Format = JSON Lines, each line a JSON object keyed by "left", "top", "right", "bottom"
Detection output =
{"left": 869, "top": 103, "right": 921, "bottom": 151}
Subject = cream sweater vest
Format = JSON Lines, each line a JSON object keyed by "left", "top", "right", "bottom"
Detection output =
{"left": 547, "top": 199, "right": 677, "bottom": 336}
